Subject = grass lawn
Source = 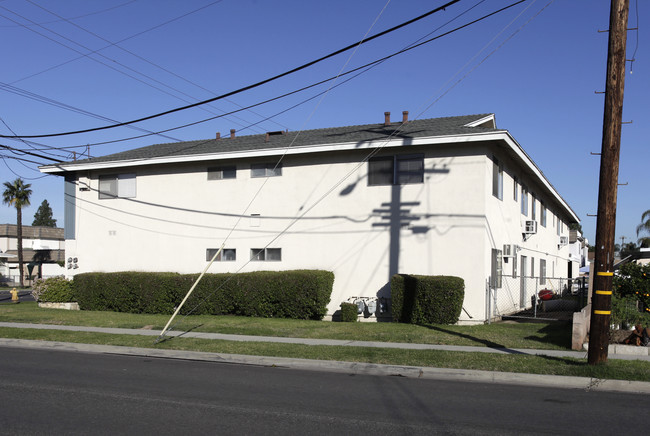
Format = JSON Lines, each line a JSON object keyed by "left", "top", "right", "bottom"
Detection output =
{"left": 1, "top": 302, "right": 570, "bottom": 350}
{"left": 1, "top": 302, "right": 649, "bottom": 382}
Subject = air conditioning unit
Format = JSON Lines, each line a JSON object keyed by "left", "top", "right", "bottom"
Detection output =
{"left": 523, "top": 220, "right": 537, "bottom": 234}
{"left": 559, "top": 236, "right": 569, "bottom": 247}
{"left": 502, "top": 244, "right": 515, "bottom": 257}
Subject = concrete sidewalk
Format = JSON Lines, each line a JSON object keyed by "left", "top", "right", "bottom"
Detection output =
{"left": 1, "top": 321, "right": 649, "bottom": 361}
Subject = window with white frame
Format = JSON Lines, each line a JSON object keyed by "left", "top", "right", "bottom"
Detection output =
{"left": 99, "top": 174, "right": 136, "bottom": 199}
{"left": 513, "top": 176, "right": 518, "bottom": 201}
{"left": 531, "top": 195, "right": 537, "bottom": 221}
{"left": 206, "top": 248, "right": 236, "bottom": 261}
{"left": 521, "top": 185, "right": 529, "bottom": 216}
{"left": 368, "top": 154, "right": 424, "bottom": 186}
{"left": 251, "top": 163, "right": 282, "bottom": 178}
{"left": 250, "top": 248, "right": 281, "bottom": 261}
{"left": 541, "top": 203, "right": 547, "bottom": 227}
{"left": 557, "top": 218, "right": 563, "bottom": 236}
{"left": 492, "top": 157, "right": 503, "bottom": 200}
{"left": 540, "top": 259, "right": 546, "bottom": 285}
{"left": 208, "top": 166, "right": 236, "bottom": 180}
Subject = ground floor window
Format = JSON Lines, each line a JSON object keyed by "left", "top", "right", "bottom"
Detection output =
{"left": 250, "top": 248, "right": 281, "bottom": 261}
{"left": 206, "top": 248, "right": 236, "bottom": 261}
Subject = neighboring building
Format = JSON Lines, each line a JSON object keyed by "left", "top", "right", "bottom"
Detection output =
{"left": 638, "top": 248, "right": 650, "bottom": 266}
{"left": 569, "top": 229, "right": 589, "bottom": 270}
{"left": 40, "top": 113, "right": 580, "bottom": 322}
{"left": 0, "top": 224, "right": 65, "bottom": 286}
{"left": 616, "top": 247, "right": 650, "bottom": 268}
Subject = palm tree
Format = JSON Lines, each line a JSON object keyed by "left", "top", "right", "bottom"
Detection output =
{"left": 2, "top": 178, "right": 32, "bottom": 287}
{"left": 637, "top": 209, "right": 650, "bottom": 248}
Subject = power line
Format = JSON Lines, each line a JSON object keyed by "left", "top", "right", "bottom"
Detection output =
{"left": 25, "top": 0, "right": 283, "bottom": 134}
{"left": 1, "top": 0, "right": 464, "bottom": 139}
{"left": 0, "top": 152, "right": 49, "bottom": 166}
{"left": 0, "top": 143, "right": 62, "bottom": 162}
{"left": 1, "top": 156, "right": 50, "bottom": 179}
{"left": 0, "top": 0, "right": 138, "bottom": 28}
{"left": 33, "top": 0, "right": 529, "bottom": 152}
{"left": 0, "top": 5, "right": 235, "bottom": 131}
{"left": 22, "top": 0, "right": 270, "bottom": 135}
{"left": 0, "top": 116, "right": 71, "bottom": 160}
{"left": 9, "top": 0, "right": 225, "bottom": 86}
{"left": 0, "top": 81, "right": 181, "bottom": 144}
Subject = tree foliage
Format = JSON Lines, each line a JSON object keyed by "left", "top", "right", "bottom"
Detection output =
{"left": 614, "top": 262, "right": 650, "bottom": 317}
{"left": 32, "top": 199, "right": 57, "bottom": 227}
{"left": 637, "top": 209, "right": 650, "bottom": 248}
{"left": 2, "top": 178, "right": 32, "bottom": 287}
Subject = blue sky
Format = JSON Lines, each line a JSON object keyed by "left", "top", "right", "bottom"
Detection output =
{"left": 1, "top": 0, "right": 648, "bottom": 246}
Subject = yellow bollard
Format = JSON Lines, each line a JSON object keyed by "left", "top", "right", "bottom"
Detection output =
{"left": 10, "top": 288, "right": 19, "bottom": 303}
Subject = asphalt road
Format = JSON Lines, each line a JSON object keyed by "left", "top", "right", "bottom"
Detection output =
{"left": 0, "top": 346, "right": 645, "bottom": 435}
{"left": 0, "top": 289, "right": 34, "bottom": 303}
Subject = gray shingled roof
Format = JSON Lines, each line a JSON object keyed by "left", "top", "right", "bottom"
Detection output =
{"left": 70, "top": 114, "right": 497, "bottom": 165}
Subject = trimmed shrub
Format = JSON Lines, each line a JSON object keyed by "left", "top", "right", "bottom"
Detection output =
{"left": 340, "top": 302, "right": 358, "bottom": 322}
{"left": 31, "top": 276, "right": 75, "bottom": 302}
{"left": 391, "top": 274, "right": 464, "bottom": 324}
{"left": 73, "top": 270, "right": 333, "bottom": 320}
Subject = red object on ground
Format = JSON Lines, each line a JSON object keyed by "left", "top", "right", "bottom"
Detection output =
{"left": 538, "top": 289, "right": 553, "bottom": 301}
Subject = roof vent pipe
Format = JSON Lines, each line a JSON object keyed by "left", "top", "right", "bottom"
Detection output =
{"left": 402, "top": 111, "right": 409, "bottom": 123}
{"left": 384, "top": 111, "right": 391, "bottom": 126}
{"left": 230, "top": 129, "right": 236, "bottom": 139}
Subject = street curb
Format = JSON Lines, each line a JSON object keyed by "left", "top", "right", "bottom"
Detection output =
{"left": 1, "top": 338, "right": 649, "bottom": 395}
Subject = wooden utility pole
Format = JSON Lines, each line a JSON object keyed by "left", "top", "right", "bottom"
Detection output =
{"left": 588, "top": 0, "right": 629, "bottom": 365}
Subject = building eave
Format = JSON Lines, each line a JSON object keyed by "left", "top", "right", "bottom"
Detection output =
{"left": 39, "top": 127, "right": 578, "bottom": 224}
{"left": 39, "top": 130, "right": 503, "bottom": 173}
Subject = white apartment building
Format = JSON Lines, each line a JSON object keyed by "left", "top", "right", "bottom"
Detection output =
{"left": 40, "top": 113, "right": 579, "bottom": 322}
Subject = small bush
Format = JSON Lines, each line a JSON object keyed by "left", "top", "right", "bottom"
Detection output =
{"left": 611, "top": 294, "right": 650, "bottom": 328}
{"left": 340, "top": 302, "right": 358, "bottom": 322}
{"left": 31, "top": 276, "right": 75, "bottom": 302}
{"left": 614, "top": 262, "right": 650, "bottom": 316}
{"left": 391, "top": 274, "right": 464, "bottom": 324}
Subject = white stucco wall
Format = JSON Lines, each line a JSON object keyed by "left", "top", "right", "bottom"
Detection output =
{"left": 62, "top": 140, "right": 577, "bottom": 322}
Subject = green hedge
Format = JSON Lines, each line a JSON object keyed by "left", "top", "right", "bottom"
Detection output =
{"left": 73, "top": 270, "right": 333, "bottom": 320}
{"left": 391, "top": 274, "right": 464, "bottom": 324}
{"left": 339, "top": 302, "right": 358, "bottom": 322}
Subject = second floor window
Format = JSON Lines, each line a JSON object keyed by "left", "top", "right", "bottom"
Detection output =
{"left": 368, "top": 154, "right": 424, "bottom": 186}
{"left": 492, "top": 157, "right": 503, "bottom": 200}
{"left": 520, "top": 185, "right": 528, "bottom": 216}
{"left": 251, "top": 163, "right": 282, "bottom": 178}
{"left": 99, "top": 174, "right": 136, "bottom": 199}
{"left": 208, "top": 166, "right": 236, "bottom": 180}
